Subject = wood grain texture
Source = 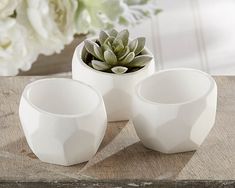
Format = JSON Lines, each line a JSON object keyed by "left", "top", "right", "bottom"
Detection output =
{"left": 0, "top": 180, "right": 235, "bottom": 188}
{"left": 0, "top": 75, "right": 234, "bottom": 186}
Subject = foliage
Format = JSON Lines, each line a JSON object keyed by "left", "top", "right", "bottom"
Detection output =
{"left": 82, "top": 29, "right": 152, "bottom": 74}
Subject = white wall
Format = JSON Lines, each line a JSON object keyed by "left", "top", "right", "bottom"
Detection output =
{"left": 128, "top": 0, "right": 235, "bottom": 75}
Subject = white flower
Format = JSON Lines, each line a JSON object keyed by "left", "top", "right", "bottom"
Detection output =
{"left": 0, "top": 18, "right": 38, "bottom": 76}
{"left": 17, "top": 0, "right": 78, "bottom": 55}
{"left": 0, "top": 0, "right": 19, "bottom": 18}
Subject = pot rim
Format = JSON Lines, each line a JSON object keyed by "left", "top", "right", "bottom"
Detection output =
{"left": 21, "top": 78, "right": 104, "bottom": 118}
{"left": 135, "top": 68, "right": 217, "bottom": 106}
{"left": 74, "top": 37, "right": 155, "bottom": 77}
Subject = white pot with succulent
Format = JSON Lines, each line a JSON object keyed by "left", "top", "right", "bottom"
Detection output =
{"left": 72, "top": 29, "right": 155, "bottom": 121}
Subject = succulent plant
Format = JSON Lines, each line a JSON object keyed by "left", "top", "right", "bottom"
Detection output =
{"left": 81, "top": 29, "right": 153, "bottom": 74}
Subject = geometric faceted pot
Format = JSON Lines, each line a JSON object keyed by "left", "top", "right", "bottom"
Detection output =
{"left": 72, "top": 39, "right": 155, "bottom": 122}
{"left": 19, "top": 78, "right": 107, "bottom": 166}
{"left": 132, "top": 68, "right": 217, "bottom": 153}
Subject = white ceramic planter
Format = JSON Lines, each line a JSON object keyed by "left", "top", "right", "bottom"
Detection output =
{"left": 19, "top": 78, "right": 107, "bottom": 166}
{"left": 72, "top": 40, "right": 155, "bottom": 122}
{"left": 132, "top": 68, "right": 217, "bottom": 153}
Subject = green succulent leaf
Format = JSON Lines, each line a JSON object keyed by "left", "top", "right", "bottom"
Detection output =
{"left": 108, "top": 29, "right": 118, "bottom": 37}
{"left": 111, "top": 66, "right": 128, "bottom": 74}
{"left": 117, "top": 46, "right": 130, "bottom": 60}
{"left": 104, "top": 50, "right": 117, "bottom": 65}
{"left": 94, "top": 45, "right": 104, "bottom": 61}
{"left": 114, "top": 43, "right": 124, "bottom": 53}
{"left": 105, "top": 36, "right": 115, "bottom": 44}
{"left": 101, "top": 36, "right": 111, "bottom": 50}
{"left": 99, "top": 31, "right": 109, "bottom": 45}
{"left": 129, "top": 38, "right": 138, "bottom": 53}
{"left": 92, "top": 60, "right": 110, "bottom": 71}
{"left": 135, "top": 37, "right": 146, "bottom": 55}
{"left": 116, "top": 29, "right": 129, "bottom": 46}
{"left": 113, "top": 37, "right": 122, "bottom": 46}
{"left": 83, "top": 29, "right": 149, "bottom": 74}
{"left": 113, "top": 38, "right": 124, "bottom": 53}
{"left": 121, "top": 52, "right": 135, "bottom": 64}
{"left": 128, "top": 55, "right": 153, "bottom": 67}
{"left": 102, "top": 43, "right": 111, "bottom": 51}
{"left": 81, "top": 46, "right": 88, "bottom": 61}
{"left": 84, "top": 40, "right": 97, "bottom": 57}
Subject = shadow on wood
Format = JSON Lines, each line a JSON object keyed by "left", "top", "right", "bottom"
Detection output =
{"left": 81, "top": 121, "right": 195, "bottom": 179}
{"left": 19, "top": 36, "right": 86, "bottom": 76}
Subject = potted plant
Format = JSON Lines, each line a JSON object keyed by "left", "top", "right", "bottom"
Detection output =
{"left": 72, "top": 29, "right": 155, "bottom": 121}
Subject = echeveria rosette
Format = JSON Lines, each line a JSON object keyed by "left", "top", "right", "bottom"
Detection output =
{"left": 75, "top": 0, "right": 160, "bottom": 34}
{"left": 82, "top": 29, "right": 153, "bottom": 74}
{"left": 0, "top": 18, "right": 38, "bottom": 76}
{"left": 17, "top": 0, "right": 78, "bottom": 55}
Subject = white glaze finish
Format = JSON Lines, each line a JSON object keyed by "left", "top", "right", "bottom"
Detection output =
{"left": 72, "top": 40, "right": 155, "bottom": 121}
{"left": 132, "top": 68, "right": 217, "bottom": 153}
{"left": 19, "top": 78, "right": 107, "bottom": 166}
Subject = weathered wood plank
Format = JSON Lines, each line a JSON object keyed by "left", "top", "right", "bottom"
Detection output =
{"left": 0, "top": 180, "right": 235, "bottom": 188}
{"left": 0, "top": 75, "right": 234, "bottom": 185}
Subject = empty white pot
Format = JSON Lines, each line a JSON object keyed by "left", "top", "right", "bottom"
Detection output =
{"left": 72, "top": 40, "right": 155, "bottom": 122}
{"left": 132, "top": 68, "right": 217, "bottom": 153}
{"left": 19, "top": 78, "right": 107, "bottom": 166}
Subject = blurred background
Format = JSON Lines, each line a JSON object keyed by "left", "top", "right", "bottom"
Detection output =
{"left": 19, "top": 0, "right": 235, "bottom": 75}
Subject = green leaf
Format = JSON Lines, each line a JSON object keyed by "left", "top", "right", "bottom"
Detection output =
{"left": 81, "top": 46, "right": 89, "bottom": 61}
{"left": 108, "top": 29, "right": 118, "bottom": 37}
{"left": 102, "top": 43, "right": 112, "bottom": 51}
{"left": 99, "top": 31, "right": 109, "bottom": 45}
{"left": 92, "top": 60, "right": 110, "bottom": 71}
{"left": 94, "top": 45, "right": 104, "bottom": 61}
{"left": 117, "top": 46, "right": 130, "bottom": 60}
{"left": 116, "top": 29, "right": 129, "bottom": 46}
{"left": 105, "top": 36, "right": 115, "bottom": 44}
{"left": 120, "top": 52, "right": 135, "bottom": 64}
{"left": 104, "top": 50, "right": 117, "bottom": 65}
{"left": 111, "top": 66, "right": 128, "bottom": 74}
{"left": 114, "top": 44, "right": 124, "bottom": 53}
{"left": 129, "top": 38, "right": 138, "bottom": 53}
{"left": 128, "top": 55, "right": 153, "bottom": 67}
{"left": 84, "top": 40, "right": 97, "bottom": 57}
{"left": 102, "top": 36, "right": 114, "bottom": 51}
{"left": 135, "top": 37, "right": 146, "bottom": 55}
{"left": 113, "top": 38, "right": 124, "bottom": 53}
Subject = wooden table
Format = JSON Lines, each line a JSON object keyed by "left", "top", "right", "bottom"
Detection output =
{"left": 0, "top": 75, "right": 234, "bottom": 187}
